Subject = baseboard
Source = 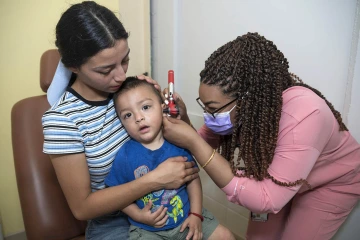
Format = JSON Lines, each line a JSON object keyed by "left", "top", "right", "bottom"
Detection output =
{"left": 5, "top": 231, "right": 26, "bottom": 240}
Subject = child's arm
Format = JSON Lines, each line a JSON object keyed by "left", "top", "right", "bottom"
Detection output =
{"left": 180, "top": 177, "right": 203, "bottom": 240}
{"left": 122, "top": 201, "right": 169, "bottom": 228}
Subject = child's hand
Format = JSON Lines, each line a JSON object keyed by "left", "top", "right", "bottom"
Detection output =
{"left": 180, "top": 214, "right": 203, "bottom": 240}
{"left": 135, "top": 200, "right": 169, "bottom": 228}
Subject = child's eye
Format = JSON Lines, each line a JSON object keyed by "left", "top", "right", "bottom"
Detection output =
{"left": 142, "top": 105, "right": 151, "bottom": 111}
{"left": 123, "top": 113, "right": 132, "bottom": 119}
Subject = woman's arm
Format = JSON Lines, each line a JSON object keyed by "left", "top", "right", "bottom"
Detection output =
{"left": 162, "top": 114, "right": 324, "bottom": 214}
{"left": 163, "top": 117, "right": 234, "bottom": 188}
{"left": 197, "top": 124, "right": 221, "bottom": 149}
{"left": 51, "top": 153, "right": 199, "bottom": 220}
{"left": 221, "top": 145, "right": 319, "bottom": 213}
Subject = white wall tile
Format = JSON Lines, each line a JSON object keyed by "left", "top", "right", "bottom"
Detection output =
{"left": 226, "top": 208, "right": 249, "bottom": 239}
{"left": 203, "top": 195, "right": 227, "bottom": 225}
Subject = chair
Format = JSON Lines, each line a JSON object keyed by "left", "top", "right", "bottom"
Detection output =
{"left": 11, "top": 49, "right": 87, "bottom": 240}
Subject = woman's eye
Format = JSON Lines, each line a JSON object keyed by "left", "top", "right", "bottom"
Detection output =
{"left": 99, "top": 71, "right": 111, "bottom": 76}
{"left": 206, "top": 107, "right": 216, "bottom": 112}
{"left": 123, "top": 113, "right": 132, "bottom": 119}
{"left": 122, "top": 58, "right": 130, "bottom": 65}
{"left": 142, "top": 105, "right": 151, "bottom": 111}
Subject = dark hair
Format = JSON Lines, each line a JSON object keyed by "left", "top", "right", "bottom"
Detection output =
{"left": 200, "top": 32, "right": 347, "bottom": 188}
{"left": 113, "top": 77, "right": 163, "bottom": 104}
{"left": 55, "top": 1, "right": 129, "bottom": 68}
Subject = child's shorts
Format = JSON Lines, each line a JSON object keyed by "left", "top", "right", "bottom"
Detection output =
{"left": 129, "top": 208, "right": 219, "bottom": 240}
{"left": 86, "top": 210, "right": 130, "bottom": 240}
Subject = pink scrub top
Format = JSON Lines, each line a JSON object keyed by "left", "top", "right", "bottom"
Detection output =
{"left": 198, "top": 86, "right": 360, "bottom": 214}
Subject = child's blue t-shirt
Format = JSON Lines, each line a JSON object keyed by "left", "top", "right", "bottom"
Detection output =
{"left": 105, "top": 139, "right": 195, "bottom": 232}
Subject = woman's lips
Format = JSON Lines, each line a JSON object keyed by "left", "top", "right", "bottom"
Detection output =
{"left": 110, "top": 85, "right": 121, "bottom": 90}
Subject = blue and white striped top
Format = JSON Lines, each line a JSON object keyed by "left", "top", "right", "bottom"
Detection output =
{"left": 42, "top": 87, "right": 129, "bottom": 192}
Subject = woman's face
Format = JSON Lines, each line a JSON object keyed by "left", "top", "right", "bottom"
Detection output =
{"left": 71, "top": 39, "right": 130, "bottom": 100}
{"left": 198, "top": 83, "right": 237, "bottom": 124}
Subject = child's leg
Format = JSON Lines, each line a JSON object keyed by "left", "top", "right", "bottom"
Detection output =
{"left": 129, "top": 225, "right": 162, "bottom": 240}
{"left": 86, "top": 211, "right": 130, "bottom": 240}
{"left": 281, "top": 188, "right": 358, "bottom": 240}
{"left": 246, "top": 201, "right": 292, "bottom": 240}
{"left": 201, "top": 208, "right": 235, "bottom": 240}
{"left": 208, "top": 224, "right": 235, "bottom": 240}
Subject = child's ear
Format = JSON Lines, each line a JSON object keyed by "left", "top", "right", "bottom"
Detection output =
{"left": 161, "top": 103, "right": 168, "bottom": 115}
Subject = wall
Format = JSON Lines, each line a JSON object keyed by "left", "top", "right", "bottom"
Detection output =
{"left": 151, "top": 0, "right": 360, "bottom": 239}
{"left": 0, "top": 0, "right": 150, "bottom": 236}
{"left": 119, "top": 0, "right": 151, "bottom": 76}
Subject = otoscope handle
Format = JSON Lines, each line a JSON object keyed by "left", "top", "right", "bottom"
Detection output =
{"left": 164, "top": 70, "right": 179, "bottom": 117}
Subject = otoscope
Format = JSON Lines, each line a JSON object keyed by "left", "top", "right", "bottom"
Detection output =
{"left": 163, "top": 70, "right": 180, "bottom": 117}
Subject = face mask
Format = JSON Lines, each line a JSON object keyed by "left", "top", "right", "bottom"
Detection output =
{"left": 203, "top": 105, "right": 237, "bottom": 135}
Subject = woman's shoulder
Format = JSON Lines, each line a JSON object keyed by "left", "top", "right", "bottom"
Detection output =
{"left": 43, "top": 90, "right": 115, "bottom": 121}
{"left": 278, "top": 86, "right": 335, "bottom": 146}
{"left": 44, "top": 91, "right": 80, "bottom": 114}
{"left": 281, "top": 86, "right": 331, "bottom": 122}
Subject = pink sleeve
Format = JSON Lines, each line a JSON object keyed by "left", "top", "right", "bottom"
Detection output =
{"left": 197, "top": 124, "right": 221, "bottom": 149}
{"left": 222, "top": 145, "right": 320, "bottom": 213}
{"left": 221, "top": 96, "right": 333, "bottom": 213}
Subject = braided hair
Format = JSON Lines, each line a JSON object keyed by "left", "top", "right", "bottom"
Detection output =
{"left": 199, "top": 32, "right": 347, "bottom": 187}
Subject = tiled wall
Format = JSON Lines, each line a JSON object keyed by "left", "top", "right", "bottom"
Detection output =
{"left": 200, "top": 168, "right": 249, "bottom": 240}
{"left": 189, "top": 113, "right": 250, "bottom": 239}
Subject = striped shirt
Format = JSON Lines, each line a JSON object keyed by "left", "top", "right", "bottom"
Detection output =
{"left": 42, "top": 87, "right": 129, "bottom": 192}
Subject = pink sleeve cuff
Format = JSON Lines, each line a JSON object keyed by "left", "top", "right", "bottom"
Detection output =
{"left": 221, "top": 176, "right": 239, "bottom": 201}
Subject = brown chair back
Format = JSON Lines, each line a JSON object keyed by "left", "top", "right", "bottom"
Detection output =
{"left": 11, "top": 49, "right": 86, "bottom": 240}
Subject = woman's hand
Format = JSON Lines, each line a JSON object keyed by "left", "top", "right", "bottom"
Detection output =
{"left": 151, "top": 156, "right": 199, "bottom": 190}
{"left": 162, "top": 116, "right": 199, "bottom": 151}
{"left": 137, "top": 74, "right": 161, "bottom": 91}
{"left": 163, "top": 88, "right": 190, "bottom": 123}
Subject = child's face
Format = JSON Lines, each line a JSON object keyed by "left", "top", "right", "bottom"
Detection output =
{"left": 115, "top": 85, "right": 164, "bottom": 146}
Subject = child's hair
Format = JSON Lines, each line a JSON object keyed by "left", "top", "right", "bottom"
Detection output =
{"left": 56, "top": 1, "right": 129, "bottom": 69}
{"left": 200, "top": 32, "right": 347, "bottom": 188}
{"left": 113, "top": 77, "right": 163, "bottom": 105}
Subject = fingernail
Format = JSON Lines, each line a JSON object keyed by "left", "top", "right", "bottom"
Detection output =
{"left": 165, "top": 93, "right": 168, "bottom": 98}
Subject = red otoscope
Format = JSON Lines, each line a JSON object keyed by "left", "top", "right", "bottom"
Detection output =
{"left": 163, "top": 70, "right": 179, "bottom": 117}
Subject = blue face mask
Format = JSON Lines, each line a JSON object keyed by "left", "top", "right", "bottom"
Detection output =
{"left": 203, "top": 105, "right": 237, "bottom": 135}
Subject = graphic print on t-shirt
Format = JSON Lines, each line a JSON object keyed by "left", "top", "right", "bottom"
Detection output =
{"left": 134, "top": 165, "right": 184, "bottom": 224}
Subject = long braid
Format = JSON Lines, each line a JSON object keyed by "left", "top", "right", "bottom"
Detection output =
{"left": 200, "top": 32, "right": 347, "bottom": 188}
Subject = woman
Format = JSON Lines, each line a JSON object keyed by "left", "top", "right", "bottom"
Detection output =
{"left": 163, "top": 32, "right": 360, "bottom": 240}
{"left": 42, "top": 2, "right": 206, "bottom": 239}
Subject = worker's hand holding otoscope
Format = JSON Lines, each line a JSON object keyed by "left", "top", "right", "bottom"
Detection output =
{"left": 163, "top": 70, "right": 180, "bottom": 118}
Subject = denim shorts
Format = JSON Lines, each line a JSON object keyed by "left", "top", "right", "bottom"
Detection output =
{"left": 129, "top": 208, "right": 219, "bottom": 240}
{"left": 86, "top": 211, "right": 130, "bottom": 240}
